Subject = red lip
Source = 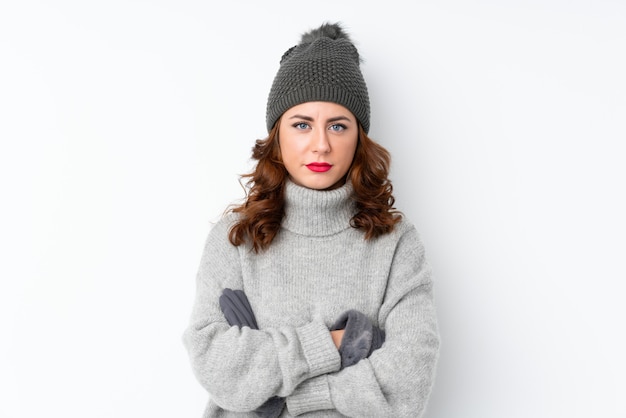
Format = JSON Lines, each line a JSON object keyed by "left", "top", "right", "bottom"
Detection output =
{"left": 306, "top": 162, "right": 332, "bottom": 173}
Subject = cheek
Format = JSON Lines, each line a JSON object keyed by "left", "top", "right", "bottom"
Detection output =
{"left": 339, "top": 140, "right": 358, "bottom": 165}
{"left": 277, "top": 138, "right": 304, "bottom": 168}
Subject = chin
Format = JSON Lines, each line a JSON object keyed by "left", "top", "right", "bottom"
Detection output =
{"left": 292, "top": 174, "right": 345, "bottom": 191}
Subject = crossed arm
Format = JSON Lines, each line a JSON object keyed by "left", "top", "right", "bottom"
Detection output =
{"left": 218, "top": 288, "right": 385, "bottom": 417}
{"left": 183, "top": 220, "right": 439, "bottom": 417}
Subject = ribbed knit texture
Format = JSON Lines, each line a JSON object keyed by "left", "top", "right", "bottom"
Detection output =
{"left": 183, "top": 181, "right": 440, "bottom": 417}
{"left": 282, "top": 180, "right": 355, "bottom": 236}
{"left": 266, "top": 23, "right": 370, "bottom": 133}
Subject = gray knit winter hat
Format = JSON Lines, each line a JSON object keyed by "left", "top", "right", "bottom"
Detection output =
{"left": 266, "top": 22, "right": 370, "bottom": 133}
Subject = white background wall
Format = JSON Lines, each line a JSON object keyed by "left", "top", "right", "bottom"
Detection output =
{"left": 1, "top": 1, "right": 625, "bottom": 417}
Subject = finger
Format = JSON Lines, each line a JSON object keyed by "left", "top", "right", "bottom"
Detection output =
{"left": 234, "top": 290, "right": 254, "bottom": 317}
{"left": 234, "top": 290, "right": 258, "bottom": 329}
{"left": 221, "top": 306, "right": 241, "bottom": 327}
{"left": 220, "top": 289, "right": 248, "bottom": 327}
{"left": 224, "top": 290, "right": 254, "bottom": 328}
{"left": 221, "top": 289, "right": 258, "bottom": 329}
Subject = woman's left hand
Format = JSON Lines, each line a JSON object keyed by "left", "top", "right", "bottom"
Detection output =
{"left": 330, "top": 329, "right": 345, "bottom": 349}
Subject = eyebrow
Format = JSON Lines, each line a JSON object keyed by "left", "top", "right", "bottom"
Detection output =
{"left": 288, "top": 114, "right": 353, "bottom": 123}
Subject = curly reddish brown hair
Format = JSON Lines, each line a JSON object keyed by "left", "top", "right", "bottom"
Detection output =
{"left": 228, "top": 120, "right": 401, "bottom": 252}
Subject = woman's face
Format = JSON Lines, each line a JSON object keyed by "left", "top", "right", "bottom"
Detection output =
{"left": 278, "top": 101, "right": 358, "bottom": 190}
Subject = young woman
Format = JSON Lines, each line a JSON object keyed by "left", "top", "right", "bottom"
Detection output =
{"left": 183, "top": 22, "right": 440, "bottom": 417}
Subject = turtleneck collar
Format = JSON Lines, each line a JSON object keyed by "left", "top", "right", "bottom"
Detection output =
{"left": 282, "top": 180, "right": 356, "bottom": 237}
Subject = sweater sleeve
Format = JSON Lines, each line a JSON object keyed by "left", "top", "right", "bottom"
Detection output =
{"left": 182, "top": 218, "right": 341, "bottom": 412}
{"left": 286, "top": 225, "right": 440, "bottom": 417}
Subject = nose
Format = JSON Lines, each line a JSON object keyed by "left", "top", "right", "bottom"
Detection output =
{"left": 312, "top": 128, "right": 331, "bottom": 154}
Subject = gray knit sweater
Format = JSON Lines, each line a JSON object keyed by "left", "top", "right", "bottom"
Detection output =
{"left": 183, "top": 181, "right": 439, "bottom": 417}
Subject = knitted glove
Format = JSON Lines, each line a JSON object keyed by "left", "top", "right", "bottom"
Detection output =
{"left": 219, "top": 288, "right": 258, "bottom": 329}
{"left": 330, "top": 309, "right": 386, "bottom": 368}
{"left": 219, "top": 289, "right": 285, "bottom": 418}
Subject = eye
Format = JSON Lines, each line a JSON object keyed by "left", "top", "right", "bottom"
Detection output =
{"left": 292, "top": 122, "right": 310, "bottom": 130}
{"left": 329, "top": 124, "right": 347, "bottom": 132}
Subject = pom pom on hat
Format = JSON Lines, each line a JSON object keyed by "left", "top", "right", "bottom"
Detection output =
{"left": 300, "top": 22, "right": 352, "bottom": 44}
